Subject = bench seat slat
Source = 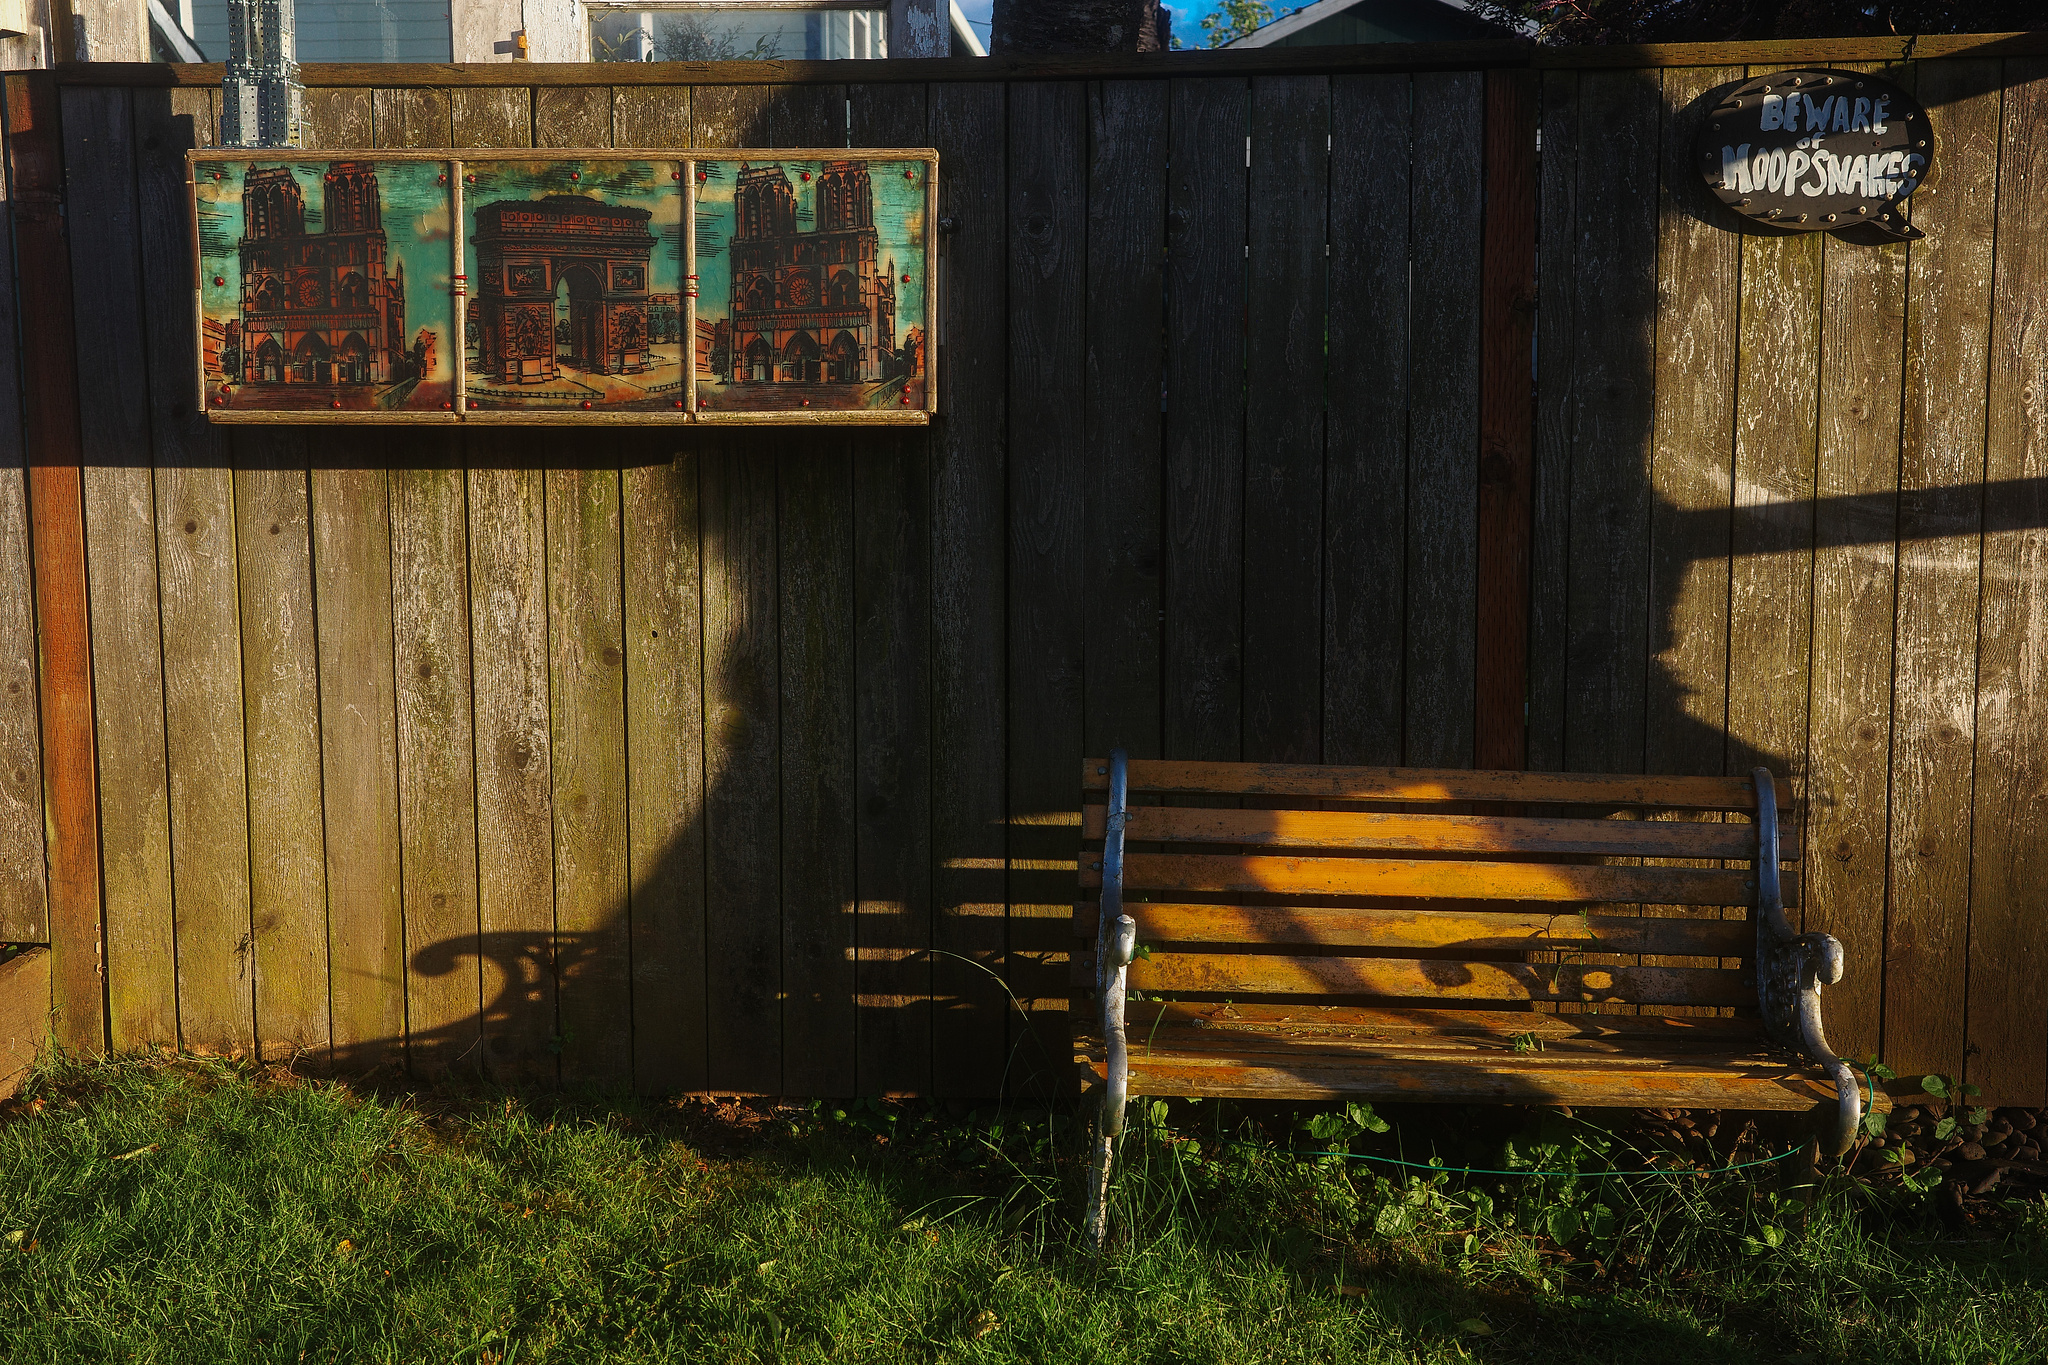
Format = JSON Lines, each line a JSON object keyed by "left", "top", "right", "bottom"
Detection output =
{"left": 1074, "top": 902, "right": 1750, "bottom": 956}
{"left": 1081, "top": 758, "right": 1777, "bottom": 811}
{"left": 1081, "top": 1025, "right": 1758, "bottom": 1060}
{"left": 1077, "top": 1051, "right": 1861, "bottom": 1110}
{"left": 1083, "top": 804, "right": 1790, "bottom": 860}
{"left": 1126, "top": 952, "right": 1753, "bottom": 1007}
{"left": 1085, "top": 852, "right": 1783, "bottom": 906}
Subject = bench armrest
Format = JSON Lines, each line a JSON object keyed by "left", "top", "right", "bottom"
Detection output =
{"left": 1752, "top": 767, "right": 1861, "bottom": 1156}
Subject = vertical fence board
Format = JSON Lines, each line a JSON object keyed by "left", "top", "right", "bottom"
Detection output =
{"left": 769, "top": 82, "right": 859, "bottom": 1098}
{"left": 1006, "top": 80, "right": 1086, "bottom": 1096}
{"left": 1646, "top": 66, "right": 1739, "bottom": 785}
{"left": 851, "top": 84, "right": 934, "bottom": 1097}
{"left": 696, "top": 84, "right": 781, "bottom": 1094}
{"left": 1406, "top": 71, "right": 1484, "bottom": 770}
{"left": 623, "top": 438, "right": 707, "bottom": 1094}
{"left": 1728, "top": 48, "right": 1822, "bottom": 807}
{"left": 1885, "top": 61, "right": 2002, "bottom": 1081}
{"left": 1474, "top": 67, "right": 1537, "bottom": 773}
{"left": 63, "top": 85, "right": 168, "bottom": 1049}
{"left": 1163, "top": 76, "right": 1246, "bottom": 765}
{"left": 546, "top": 464, "right": 632, "bottom": 1086}
{"left": 127, "top": 86, "right": 221, "bottom": 1047}
{"left": 0, "top": 120, "right": 40, "bottom": 943}
{"left": 1561, "top": 70, "right": 1660, "bottom": 775}
{"left": 467, "top": 453, "right": 558, "bottom": 1085}
{"left": 1803, "top": 62, "right": 1910, "bottom": 1062}
{"left": 308, "top": 448, "right": 401, "bottom": 1070}
{"left": 1639, "top": 66, "right": 1742, "bottom": 1007}
{"left": 926, "top": 82, "right": 1008, "bottom": 1096}
{"left": 234, "top": 444, "right": 328, "bottom": 1059}
{"left": 1082, "top": 79, "right": 1165, "bottom": 765}
{"left": 1242, "top": 75, "right": 1329, "bottom": 766}
{"left": 1325, "top": 74, "right": 1410, "bottom": 767}
{"left": 1526, "top": 69, "right": 1577, "bottom": 774}
{"left": 1970, "top": 58, "right": 2048, "bottom": 1106}
{"left": 392, "top": 450, "right": 483, "bottom": 1078}
{"left": 701, "top": 435, "right": 780, "bottom": 1093}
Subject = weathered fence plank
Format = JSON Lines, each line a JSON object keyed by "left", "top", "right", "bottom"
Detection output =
{"left": 0, "top": 76, "right": 43, "bottom": 949}
{"left": 63, "top": 85, "right": 173, "bottom": 1049}
{"left": 1885, "top": 60, "right": 2003, "bottom": 1082}
{"left": 623, "top": 436, "right": 708, "bottom": 1094}
{"left": 1405, "top": 70, "right": 1484, "bottom": 770}
{"left": 466, "top": 450, "right": 559, "bottom": 1084}
{"left": 925, "top": 81, "right": 1009, "bottom": 1096}
{"left": 1163, "top": 77, "right": 1247, "bottom": 766}
{"left": 1969, "top": 58, "right": 2048, "bottom": 1105}
{"left": 234, "top": 443, "right": 329, "bottom": 1059}
{"left": 392, "top": 450, "right": 484, "bottom": 1078}
{"left": 1243, "top": 74, "right": 1329, "bottom": 766}
{"left": 1802, "top": 63, "right": 1910, "bottom": 1064}
{"left": 1326, "top": 73, "right": 1411, "bottom": 767}
{"left": 851, "top": 82, "right": 935, "bottom": 1097}
{"left": 1006, "top": 79, "right": 1087, "bottom": 1096}
{"left": 308, "top": 450, "right": 402, "bottom": 1069}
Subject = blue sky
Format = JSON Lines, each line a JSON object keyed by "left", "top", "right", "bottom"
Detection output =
{"left": 953, "top": 0, "right": 1216, "bottom": 51}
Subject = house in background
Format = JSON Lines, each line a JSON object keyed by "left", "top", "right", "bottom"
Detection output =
{"left": 22, "top": 0, "right": 987, "bottom": 67}
{"left": 1224, "top": 0, "right": 1527, "bottom": 47}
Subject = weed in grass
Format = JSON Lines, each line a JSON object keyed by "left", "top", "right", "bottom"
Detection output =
{"left": 0, "top": 1055, "right": 2041, "bottom": 1364}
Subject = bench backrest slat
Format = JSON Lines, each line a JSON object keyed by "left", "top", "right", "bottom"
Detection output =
{"left": 1080, "top": 758, "right": 1780, "bottom": 811}
{"left": 1075, "top": 903, "right": 1752, "bottom": 957}
{"left": 1081, "top": 804, "right": 1798, "bottom": 861}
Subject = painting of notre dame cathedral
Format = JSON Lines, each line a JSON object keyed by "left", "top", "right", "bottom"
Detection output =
{"left": 194, "top": 158, "right": 454, "bottom": 414}
{"left": 693, "top": 157, "right": 929, "bottom": 413}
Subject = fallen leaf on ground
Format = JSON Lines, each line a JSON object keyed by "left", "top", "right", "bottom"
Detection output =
{"left": 1457, "top": 1318, "right": 1494, "bottom": 1335}
{"left": 757, "top": 1259, "right": 778, "bottom": 1274}
{"left": 968, "top": 1309, "right": 1000, "bottom": 1339}
{"left": 113, "top": 1144, "right": 160, "bottom": 1161}
{"left": 1335, "top": 1284, "right": 1366, "bottom": 1298}
{"left": 336, "top": 1239, "right": 355, "bottom": 1259}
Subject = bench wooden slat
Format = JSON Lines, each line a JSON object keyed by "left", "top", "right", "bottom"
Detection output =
{"left": 1081, "top": 1052, "right": 1855, "bottom": 1110}
{"left": 1074, "top": 902, "right": 1750, "bottom": 956}
{"left": 1083, "top": 803, "right": 1789, "bottom": 859}
{"left": 1084, "top": 1026, "right": 1762, "bottom": 1061}
{"left": 1085, "top": 852, "right": 1781, "bottom": 906}
{"left": 1126, "top": 952, "right": 1753, "bottom": 1007}
{"left": 1121, "top": 1000, "right": 1765, "bottom": 1041}
{"left": 1081, "top": 757, "right": 1778, "bottom": 810}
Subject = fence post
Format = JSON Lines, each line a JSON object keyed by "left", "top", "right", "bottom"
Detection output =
{"left": 1475, "top": 65, "right": 1537, "bottom": 773}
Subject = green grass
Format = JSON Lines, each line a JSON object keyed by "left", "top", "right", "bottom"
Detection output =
{"left": 0, "top": 1057, "right": 2042, "bottom": 1364}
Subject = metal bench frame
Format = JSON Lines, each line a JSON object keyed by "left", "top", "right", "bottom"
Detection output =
{"left": 1080, "top": 748, "right": 1862, "bottom": 1245}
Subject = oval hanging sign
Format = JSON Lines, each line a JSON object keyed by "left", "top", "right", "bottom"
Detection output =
{"left": 1695, "top": 68, "right": 1932, "bottom": 241}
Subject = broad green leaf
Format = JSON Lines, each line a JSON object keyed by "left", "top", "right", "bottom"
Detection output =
{"left": 1921, "top": 1074, "right": 1949, "bottom": 1099}
{"left": 1374, "top": 1203, "right": 1415, "bottom": 1237}
{"left": 1546, "top": 1206, "right": 1580, "bottom": 1245}
{"left": 1967, "top": 1107, "right": 1991, "bottom": 1125}
{"left": 1934, "top": 1116, "right": 1957, "bottom": 1141}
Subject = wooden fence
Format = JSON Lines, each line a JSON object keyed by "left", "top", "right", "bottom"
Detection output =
{"left": 2, "top": 32, "right": 2044, "bottom": 1104}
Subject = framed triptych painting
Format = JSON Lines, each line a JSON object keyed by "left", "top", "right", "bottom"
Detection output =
{"left": 189, "top": 148, "right": 937, "bottom": 425}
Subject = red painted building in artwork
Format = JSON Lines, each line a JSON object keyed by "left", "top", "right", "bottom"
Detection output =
{"left": 236, "top": 161, "right": 409, "bottom": 386}
{"left": 726, "top": 160, "right": 896, "bottom": 384}
{"left": 469, "top": 195, "right": 657, "bottom": 384}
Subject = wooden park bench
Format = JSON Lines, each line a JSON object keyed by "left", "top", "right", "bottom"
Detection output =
{"left": 1073, "top": 752, "right": 1868, "bottom": 1241}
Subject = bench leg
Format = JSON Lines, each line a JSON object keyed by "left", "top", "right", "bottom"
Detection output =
{"left": 1083, "top": 749, "right": 1136, "bottom": 1248}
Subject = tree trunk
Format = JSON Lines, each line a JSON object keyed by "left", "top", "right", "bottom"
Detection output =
{"left": 990, "top": 0, "right": 1170, "bottom": 54}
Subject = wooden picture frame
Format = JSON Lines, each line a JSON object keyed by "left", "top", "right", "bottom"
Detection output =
{"left": 188, "top": 147, "right": 939, "bottom": 426}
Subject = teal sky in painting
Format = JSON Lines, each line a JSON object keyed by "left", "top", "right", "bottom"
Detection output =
{"left": 461, "top": 160, "right": 685, "bottom": 295}
{"left": 195, "top": 159, "right": 456, "bottom": 379}
{"left": 694, "top": 158, "right": 928, "bottom": 338}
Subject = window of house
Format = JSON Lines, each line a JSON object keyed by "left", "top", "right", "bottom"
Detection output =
{"left": 184, "top": 0, "right": 455, "bottom": 62}
{"left": 588, "top": 3, "right": 890, "bottom": 61}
